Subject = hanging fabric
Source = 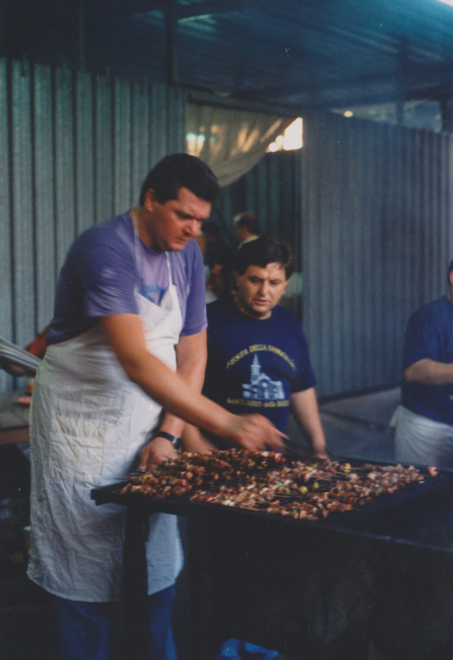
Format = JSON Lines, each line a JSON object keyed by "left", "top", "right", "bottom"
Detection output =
{"left": 187, "top": 103, "right": 294, "bottom": 187}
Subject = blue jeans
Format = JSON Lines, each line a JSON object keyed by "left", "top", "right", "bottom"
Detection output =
{"left": 54, "top": 585, "right": 178, "bottom": 660}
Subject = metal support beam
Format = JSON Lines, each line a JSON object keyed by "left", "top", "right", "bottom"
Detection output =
{"left": 175, "top": 0, "right": 275, "bottom": 20}
{"left": 245, "top": 60, "right": 453, "bottom": 109}
{"left": 187, "top": 90, "right": 299, "bottom": 118}
{"left": 395, "top": 101, "right": 404, "bottom": 126}
{"left": 440, "top": 95, "right": 453, "bottom": 132}
{"left": 115, "top": 0, "right": 289, "bottom": 20}
{"left": 122, "top": 0, "right": 168, "bottom": 14}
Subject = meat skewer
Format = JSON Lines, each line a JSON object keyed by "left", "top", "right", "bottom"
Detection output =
{"left": 120, "top": 449, "right": 436, "bottom": 521}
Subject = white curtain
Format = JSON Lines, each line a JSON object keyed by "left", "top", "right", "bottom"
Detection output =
{"left": 187, "top": 103, "right": 294, "bottom": 187}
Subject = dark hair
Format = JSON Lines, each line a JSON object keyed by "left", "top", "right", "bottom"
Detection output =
{"left": 139, "top": 154, "right": 220, "bottom": 205}
{"left": 448, "top": 259, "right": 453, "bottom": 286}
{"left": 235, "top": 212, "right": 261, "bottom": 236}
{"left": 234, "top": 235, "right": 295, "bottom": 279}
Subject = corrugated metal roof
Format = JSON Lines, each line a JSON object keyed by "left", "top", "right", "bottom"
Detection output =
{"left": 1, "top": 0, "right": 453, "bottom": 113}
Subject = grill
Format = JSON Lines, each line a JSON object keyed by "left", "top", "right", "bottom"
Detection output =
{"left": 91, "top": 453, "right": 453, "bottom": 659}
{"left": 91, "top": 453, "right": 449, "bottom": 543}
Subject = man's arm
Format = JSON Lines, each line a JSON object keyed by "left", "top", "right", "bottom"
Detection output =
{"left": 173, "top": 331, "right": 217, "bottom": 454}
{"left": 141, "top": 330, "right": 208, "bottom": 466}
{"left": 289, "top": 388, "right": 327, "bottom": 459}
{"left": 99, "top": 314, "right": 285, "bottom": 467}
{"left": 181, "top": 424, "right": 217, "bottom": 454}
{"left": 404, "top": 359, "right": 453, "bottom": 386}
{"left": 163, "top": 330, "right": 208, "bottom": 436}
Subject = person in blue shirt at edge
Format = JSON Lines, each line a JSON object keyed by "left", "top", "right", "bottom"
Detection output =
{"left": 183, "top": 235, "right": 327, "bottom": 459}
{"left": 27, "top": 154, "right": 285, "bottom": 660}
{"left": 394, "top": 258, "right": 453, "bottom": 469}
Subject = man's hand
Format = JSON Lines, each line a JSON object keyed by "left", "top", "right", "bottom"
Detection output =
{"left": 138, "top": 436, "right": 178, "bottom": 472}
{"left": 182, "top": 424, "right": 217, "bottom": 454}
{"left": 312, "top": 445, "right": 329, "bottom": 460}
{"left": 227, "top": 414, "right": 286, "bottom": 452}
{"left": 290, "top": 388, "right": 327, "bottom": 459}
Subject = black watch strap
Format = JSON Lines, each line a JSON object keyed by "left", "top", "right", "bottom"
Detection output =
{"left": 153, "top": 431, "right": 182, "bottom": 450}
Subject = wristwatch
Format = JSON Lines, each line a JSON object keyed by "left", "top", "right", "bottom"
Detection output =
{"left": 153, "top": 430, "right": 182, "bottom": 450}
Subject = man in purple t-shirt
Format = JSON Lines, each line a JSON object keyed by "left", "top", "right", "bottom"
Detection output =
{"left": 29, "top": 155, "right": 284, "bottom": 660}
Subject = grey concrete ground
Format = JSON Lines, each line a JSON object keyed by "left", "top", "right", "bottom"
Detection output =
{"left": 288, "top": 387, "right": 401, "bottom": 464}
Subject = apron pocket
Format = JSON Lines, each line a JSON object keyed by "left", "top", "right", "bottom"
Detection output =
{"left": 47, "top": 390, "right": 127, "bottom": 482}
{"left": 49, "top": 412, "right": 107, "bottom": 483}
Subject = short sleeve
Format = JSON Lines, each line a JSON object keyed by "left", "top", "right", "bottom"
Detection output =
{"left": 77, "top": 230, "right": 138, "bottom": 318}
{"left": 290, "top": 321, "right": 316, "bottom": 392}
{"left": 403, "top": 309, "right": 443, "bottom": 370}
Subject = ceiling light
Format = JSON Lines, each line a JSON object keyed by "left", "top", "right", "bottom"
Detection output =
{"left": 344, "top": 110, "right": 354, "bottom": 118}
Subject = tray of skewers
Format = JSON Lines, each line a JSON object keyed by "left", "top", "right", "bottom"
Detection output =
{"left": 91, "top": 449, "right": 447, "bottom": 526}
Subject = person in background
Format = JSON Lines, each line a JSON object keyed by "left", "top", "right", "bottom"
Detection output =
{"left": 184, "top": 235, "right": 327, "bottom": 458}
{"left": 0, "top": 327, "right": 49, "bottom": 404}
{"left": 233, "top": 212, "right": 261, "bottom": 249}
{"left": 28, "top": 154, "right": 284, "bottom": 660}
{"left": 0, "top": 327, "right": 49, "bottom": 377}
{"left": 201, "top": 219, "right": 234, "bottom": 300}
{"left": 394, "top": 259, "right": 453, "bottom": 468}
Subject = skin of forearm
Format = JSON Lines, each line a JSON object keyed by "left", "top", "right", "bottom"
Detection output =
{"left": 302, "top": 422, "right": 326, "bottom": 453}
{"left": 404, "top": 359, "right": 453, "bottom": 386}
{"left": 290, "top": 389, "right": 326, "bottom": 454}
{"left": 181, "top": 424, "right": 216, "bottom": 453}
{"left": 123, "top": 351, "right": 235, "bottom": 436}
{"left": 158, "top": 335, "right": 207, "bottom": 437}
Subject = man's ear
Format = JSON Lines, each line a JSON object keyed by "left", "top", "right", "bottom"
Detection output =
{"left": 449, "top": 270, "right": 453, "bottom": 289}
{"left": 143, "top": 189, "right": 157, "bottom": 211}
{"left": 233, "top": 271, "right": 240, "bottom": 289}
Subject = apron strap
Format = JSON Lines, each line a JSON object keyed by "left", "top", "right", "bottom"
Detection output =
{"left": 165, "top": 252, "right": 174, "bottom": 287}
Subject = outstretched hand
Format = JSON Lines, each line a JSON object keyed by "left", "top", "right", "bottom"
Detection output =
{"left": 227, "top": 413, "right": 286, "bottom": 452}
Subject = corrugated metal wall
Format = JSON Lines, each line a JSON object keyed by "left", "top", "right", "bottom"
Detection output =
{"left": 302, "top": 110, "right": 453, "bottom": 397}
{"left": 0, "top": 58, "right": 186, "bottom": 392}
{"left": 213, "top": 150, "right": 301, "bottom": 251}
{"left": 3, "top": 66, "right": 452, "bottom": 402}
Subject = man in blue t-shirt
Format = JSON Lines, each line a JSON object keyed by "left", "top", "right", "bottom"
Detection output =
{"left": 395, "top": 259, "right": 453, "bottom": 468}
{"left": 185, "top": 236, "right": 327, "bottom": 458}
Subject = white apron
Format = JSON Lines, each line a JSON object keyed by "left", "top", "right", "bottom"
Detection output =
{"left": 28, "top": 243, "right": 184, "bottom": 602}
{"left": 393, "top": 404, "right": 453, "bottom": 469}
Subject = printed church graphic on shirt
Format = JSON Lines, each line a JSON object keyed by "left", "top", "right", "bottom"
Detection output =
{"left": 242, "top": 354, "right": 285, "bottom": 401}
